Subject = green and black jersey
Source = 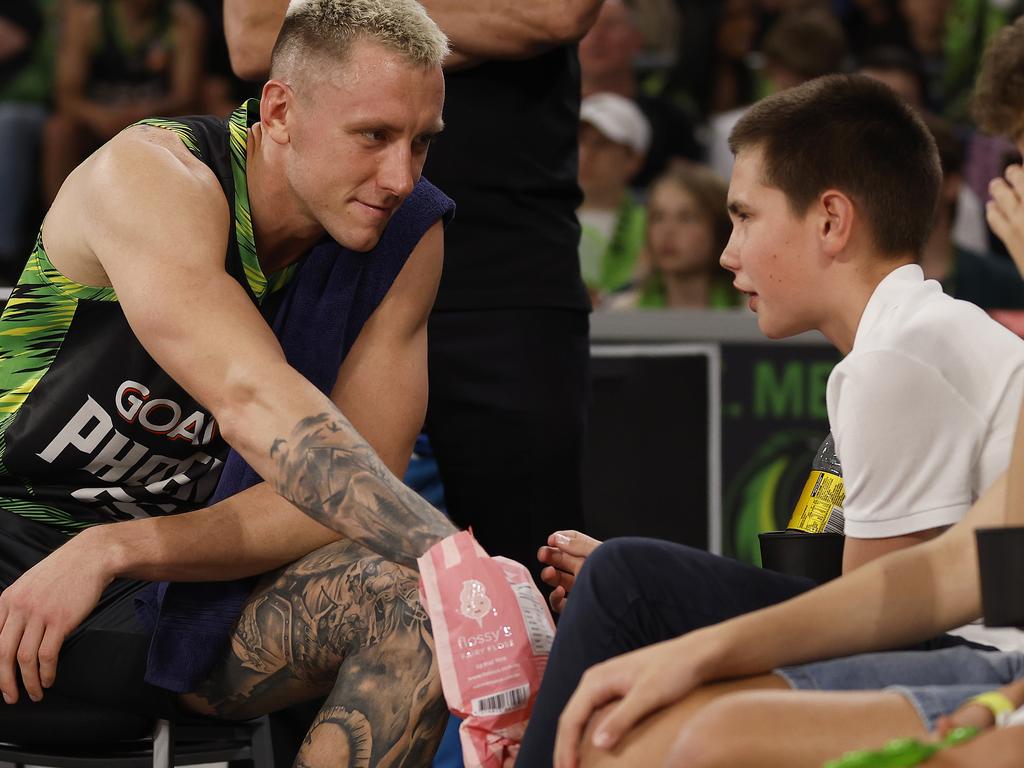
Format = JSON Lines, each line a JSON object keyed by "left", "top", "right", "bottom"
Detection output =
{"left": 0, "top": 100, "right": 293, "bottom": 534}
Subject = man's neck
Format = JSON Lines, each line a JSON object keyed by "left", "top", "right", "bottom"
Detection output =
{"left": 246, "top": 126, "right": 325, "bottom": 276}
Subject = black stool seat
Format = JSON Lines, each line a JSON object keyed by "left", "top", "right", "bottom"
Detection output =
{"left": 0, "top": 693, "right": 273, "bottom": 768}
{"left": 0, "top": 694, "right": 153, "bottom": 746}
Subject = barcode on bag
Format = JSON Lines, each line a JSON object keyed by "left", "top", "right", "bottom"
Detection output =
{"left": 471, "top": 684, "right": 530, "bottom": 716}
{"left": 511, "top": 582, "right": 555, "bottom": 656}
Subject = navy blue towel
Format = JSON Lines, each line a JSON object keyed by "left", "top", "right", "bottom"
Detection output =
{"left": 137, "top": 178, "right": 455, "bottom": 693}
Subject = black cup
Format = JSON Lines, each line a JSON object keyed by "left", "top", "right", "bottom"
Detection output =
{"left": 975, "top": 526, "right": 1024, "bottom": 627}
{"left": 758, "top": 531, "right": 845, "bottom": 584}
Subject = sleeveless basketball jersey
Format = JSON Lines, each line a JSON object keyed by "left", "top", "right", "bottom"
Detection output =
{"left": 0, "top": 100, "right": 294, "bottom": 534}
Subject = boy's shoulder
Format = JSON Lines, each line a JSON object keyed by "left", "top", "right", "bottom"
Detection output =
{"left": 856, "top": 267, "right": 1022, "bottom": 362}
{"left": 833, "top": 269, "right": 1024, "bottom": 411}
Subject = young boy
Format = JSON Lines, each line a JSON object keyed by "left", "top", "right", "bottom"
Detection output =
{"left": 519, "top": 72, "right": 1024, "bottom": 768}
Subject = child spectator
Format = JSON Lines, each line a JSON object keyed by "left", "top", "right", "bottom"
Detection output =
{"left": 608, "top": 164, "right": 739, "bottom": 309}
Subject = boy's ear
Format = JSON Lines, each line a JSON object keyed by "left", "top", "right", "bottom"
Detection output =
{"left": 818, "top": 190, "right": 855, "bottom": 259}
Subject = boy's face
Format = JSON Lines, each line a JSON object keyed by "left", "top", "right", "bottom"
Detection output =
{"left": 721, "top": 147, "right": 824, "bottom": 339}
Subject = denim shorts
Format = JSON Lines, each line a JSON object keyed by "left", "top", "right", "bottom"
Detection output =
{"left": 776, "top": 645, "right": 1024, "bottom": 729}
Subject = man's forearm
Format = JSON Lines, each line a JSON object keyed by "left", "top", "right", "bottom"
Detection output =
{"left": 269, "top": 410, "right": 456, "bottom": 570}
{"left": 88, "top": 482, "right": 343, "bottom": 583}
{"left": 224, "top": 0, "right": 603, "bottom": 82}
{"left": 419, "top": 0, "right": 602, "bottom": 62}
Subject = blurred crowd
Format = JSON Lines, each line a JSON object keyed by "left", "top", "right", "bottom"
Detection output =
{"left": 576, "top": 0, "right": 1024, "bottom": 313}
{"left": 2, "top": 0, "right": 1024, "bottom": 309}
{"left": 0, "top": 0, "right": 255, "bottom": 284}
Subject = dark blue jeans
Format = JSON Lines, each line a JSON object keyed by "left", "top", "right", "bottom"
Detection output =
{"left": 515, "top": 537, "right": 816, "bottom": 767}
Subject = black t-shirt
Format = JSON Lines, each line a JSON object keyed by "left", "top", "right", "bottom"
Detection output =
{"left": 424, "top": 47, "right": 590, "bottom": 311}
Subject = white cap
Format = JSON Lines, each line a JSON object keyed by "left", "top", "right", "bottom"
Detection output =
{"left": 580, "top": 92, "right": 652, "bottom": 156}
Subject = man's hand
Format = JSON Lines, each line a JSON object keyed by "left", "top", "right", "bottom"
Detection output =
{"left": 553, "top": 633, "right": 711, "bottom": 768}
{"left": 537, "top": 530, "right": 601, "bottom": 613}
{"left": 987, "top": 163, "right": 1024, "bottom": 272}
{"left": 0, "top": 529, "right": 112, "bottom": 703}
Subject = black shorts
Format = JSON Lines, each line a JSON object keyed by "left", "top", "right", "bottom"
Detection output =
{"left": 0, "top": 510, "right": 181, "bottom": 718}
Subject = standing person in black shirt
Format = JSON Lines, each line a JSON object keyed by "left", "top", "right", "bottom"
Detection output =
{"left": 227, "top": 0, "right": 604, "bottom": 581}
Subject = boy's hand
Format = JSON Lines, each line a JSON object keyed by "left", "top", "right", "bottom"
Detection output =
{"left": 537, "top": 530, "right": 601, "bottom": 613}
{"left": 987, "top": 164, "right": 1024, "bottom": 274}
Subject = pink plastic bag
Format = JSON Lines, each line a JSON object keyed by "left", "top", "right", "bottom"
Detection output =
{"left": 419, "top": 531, "right": 556, "bottom": 767}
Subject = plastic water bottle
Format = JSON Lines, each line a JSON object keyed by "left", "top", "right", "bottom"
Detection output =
{"left": 787, "top": 433, "right": 845, "bottom": 534}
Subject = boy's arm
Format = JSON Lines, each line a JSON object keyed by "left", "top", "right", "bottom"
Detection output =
{"left": 843, "top": 528, "right": 945, "bottom": 572}
{"left": 224, "top": 0, "right": 602, "bottom": 79}
{"left": 831, "top": 349, "right": 999, "bottom": 569}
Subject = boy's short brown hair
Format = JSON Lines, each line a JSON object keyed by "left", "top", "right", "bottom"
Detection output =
{"left": 729, "top": 74, "right": 941, "bottom": 257}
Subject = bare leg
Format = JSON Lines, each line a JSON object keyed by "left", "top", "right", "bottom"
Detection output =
{"left": 576, "top": 671, "right": 924, "bottom": 768}
{"left": 668, "top": 688, "right": 926, "bottom": 768}
{"left": 578, "top": 675, "right": 789, "bottom": 768}
{"left": 179, "top": 539, "right": 447, "bottom": 767}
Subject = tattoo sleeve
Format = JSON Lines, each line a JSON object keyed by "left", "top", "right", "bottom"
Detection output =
{"left": 270, "top": 412, "right": 456, "bottom": 569}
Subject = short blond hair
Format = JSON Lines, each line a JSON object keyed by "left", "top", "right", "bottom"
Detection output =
{"left": 271, "top": 0, "right": 449, "bottom": 79}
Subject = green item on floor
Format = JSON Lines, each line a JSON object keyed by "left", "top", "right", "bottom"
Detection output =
{"left": 822, "top": 726, "right": 979, "bottom": 768}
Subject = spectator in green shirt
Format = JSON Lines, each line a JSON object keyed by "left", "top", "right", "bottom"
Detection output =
{"left": 609, "top": 163, "right": 739, "bottom": 310}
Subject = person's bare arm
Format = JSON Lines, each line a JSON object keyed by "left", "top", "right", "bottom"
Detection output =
{"left": 553, "top": 470, "right": 1010, "bottom": 766}
{"left": 842, "top": 527, "right": 945, "bottom": 572}
{"left": 52, "top": 1, "right": 100, "bottom": 123}
{"left": 417, "top": 0, "right": 604, "bottom": 69}
{"left": 223, "top": 0, "right": 289, "bottom": 81}
{"left": 65, "top": 129, "right": 454, "bottom": 565}
{"left": 91, "top": 219, "right": 444, "bottom": 584}
{"left": 224, "top": 0, "right": 603, "bottom": 80}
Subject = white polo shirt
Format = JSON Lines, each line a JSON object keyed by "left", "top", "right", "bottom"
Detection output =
{"left": 829, "top": 264, "right": 1024, "bottom": 539}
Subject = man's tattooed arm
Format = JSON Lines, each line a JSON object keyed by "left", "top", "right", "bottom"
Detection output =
{"left": 270, "top": 412, "right": 457, "bottom": 569}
